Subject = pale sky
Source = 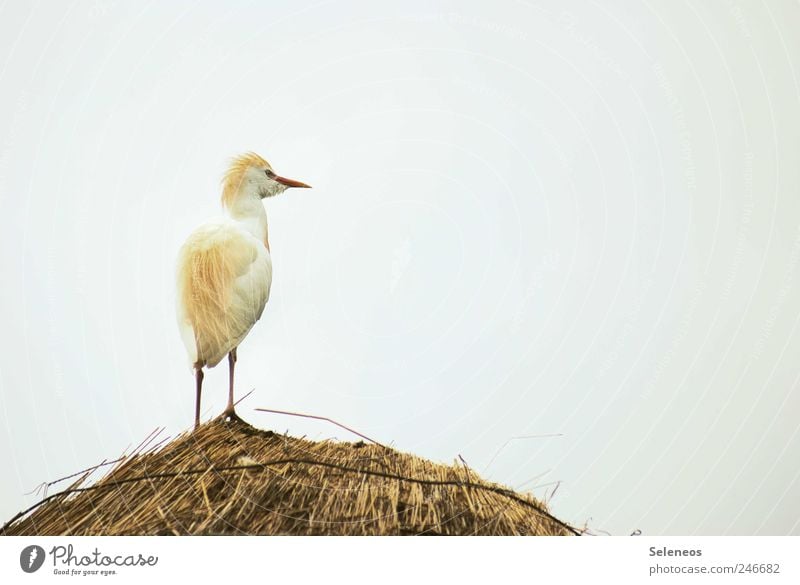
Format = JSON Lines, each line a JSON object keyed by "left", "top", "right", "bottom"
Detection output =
{"left": 1, "top": 0, "right": 799, "bottom": 535}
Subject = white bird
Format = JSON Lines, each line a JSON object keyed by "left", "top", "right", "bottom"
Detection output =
{"left": 176, "top": 152, "right": 310, "bottom": 429}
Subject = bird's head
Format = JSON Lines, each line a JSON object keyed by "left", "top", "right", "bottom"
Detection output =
{"left": 221, "top": 152, "right": 310, "bottom": 208}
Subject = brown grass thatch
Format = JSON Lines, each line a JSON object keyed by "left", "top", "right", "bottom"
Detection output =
{"left": 2, "top": 416, "right": 578, "bottom": 536}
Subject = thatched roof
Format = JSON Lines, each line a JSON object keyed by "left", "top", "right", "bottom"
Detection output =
{"left": 2, "top": 417, "right": 578, "bottom": 536}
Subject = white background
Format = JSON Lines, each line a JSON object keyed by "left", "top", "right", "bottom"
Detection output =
{"left": 1, "top": 0, "right": 799, "bottom": 535}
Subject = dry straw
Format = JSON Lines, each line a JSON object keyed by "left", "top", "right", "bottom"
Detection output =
{"left": 2, "top": 417, "right": 579, "bottom": 536}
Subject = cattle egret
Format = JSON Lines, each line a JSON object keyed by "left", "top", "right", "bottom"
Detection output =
{"left": 176, "top": 152, "right": 310, "bottom": 429}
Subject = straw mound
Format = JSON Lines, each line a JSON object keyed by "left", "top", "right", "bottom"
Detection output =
{"left": 2, "top": 417, "right": 576, "bottom": 536}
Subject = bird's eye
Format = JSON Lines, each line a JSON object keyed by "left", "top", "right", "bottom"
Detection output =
{"left": 265, "top": 169, "right": 275, "bottom": 178}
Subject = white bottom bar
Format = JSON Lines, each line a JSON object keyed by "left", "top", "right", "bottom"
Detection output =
{"left": 1, "top": 536, "right": 798, "bottom": 584}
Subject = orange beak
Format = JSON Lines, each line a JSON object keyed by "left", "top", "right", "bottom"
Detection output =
{"left": 274, "top": 175, "right": 311, "bottom": 189}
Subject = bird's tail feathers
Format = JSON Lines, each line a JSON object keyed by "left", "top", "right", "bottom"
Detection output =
{"left": 178, "top": 235, "right": 245, "bottom": 367}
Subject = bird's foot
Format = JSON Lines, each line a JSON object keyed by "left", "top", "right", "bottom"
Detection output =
{"left": 222, "top": 406, "right": 244, "bottom": 424}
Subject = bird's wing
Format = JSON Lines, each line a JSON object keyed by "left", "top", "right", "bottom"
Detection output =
{"left": 177, "top": 221, "right": 272, "bottom": 368}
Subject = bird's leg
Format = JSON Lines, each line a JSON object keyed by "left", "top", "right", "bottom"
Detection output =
{"left": 223, "top": 347, "right": 242, "bottom": 422}
{"left": 194, "top": 367, "right": 204, "bottom": 430}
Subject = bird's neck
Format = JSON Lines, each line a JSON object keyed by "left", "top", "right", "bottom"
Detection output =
{"left": 225, "top": 194, "right": 270, "bottom": 250}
